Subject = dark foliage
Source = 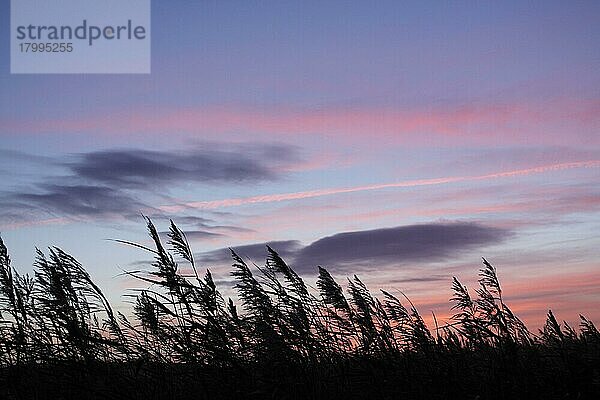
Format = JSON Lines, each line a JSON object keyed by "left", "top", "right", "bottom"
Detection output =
{"left": 0, "top": 220, "right": 598, "bottom": 399}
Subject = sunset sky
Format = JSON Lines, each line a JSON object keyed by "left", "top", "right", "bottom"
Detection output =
{"left": 1, "top": 1, "right": 599, "bottom": 329}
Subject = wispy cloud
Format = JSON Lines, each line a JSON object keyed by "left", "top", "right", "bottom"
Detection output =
{"left": 163, "top": 160, "right": 600, "bottom": 211}
{"left": 13, "top": 184, "right": 145, "bottom": 217}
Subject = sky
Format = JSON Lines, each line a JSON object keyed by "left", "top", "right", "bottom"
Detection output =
{"left": 0, "top": 0, "right": 599, "bottom": 330}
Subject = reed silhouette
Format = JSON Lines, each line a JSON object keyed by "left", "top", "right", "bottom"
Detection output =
{"left": 0, "top": 218, "right": 598, "bottom": 399}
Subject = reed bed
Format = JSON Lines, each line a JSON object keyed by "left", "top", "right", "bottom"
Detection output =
{"left": 0, "top": 218, "right": 598, "bottom": 399}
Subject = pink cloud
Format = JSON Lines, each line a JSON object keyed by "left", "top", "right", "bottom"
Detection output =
{"left": 2, "top": 98, "right": 598, "bottom": 147}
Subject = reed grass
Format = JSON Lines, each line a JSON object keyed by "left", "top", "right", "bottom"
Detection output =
{"left": 0, "top": 219, "right": 598, "bottom": 399}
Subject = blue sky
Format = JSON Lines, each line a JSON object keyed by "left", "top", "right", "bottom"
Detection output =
{"left": 0, "top": 0, "right": 599, "bottom": 327}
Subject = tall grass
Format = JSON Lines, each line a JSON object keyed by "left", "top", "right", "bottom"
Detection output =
{"left": 0, "top": 219, "right": 598, "bottom": 399}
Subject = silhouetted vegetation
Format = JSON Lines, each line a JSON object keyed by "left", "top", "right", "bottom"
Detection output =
{"left": 0, "top": 218, "right": 598, "bottom": 399}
